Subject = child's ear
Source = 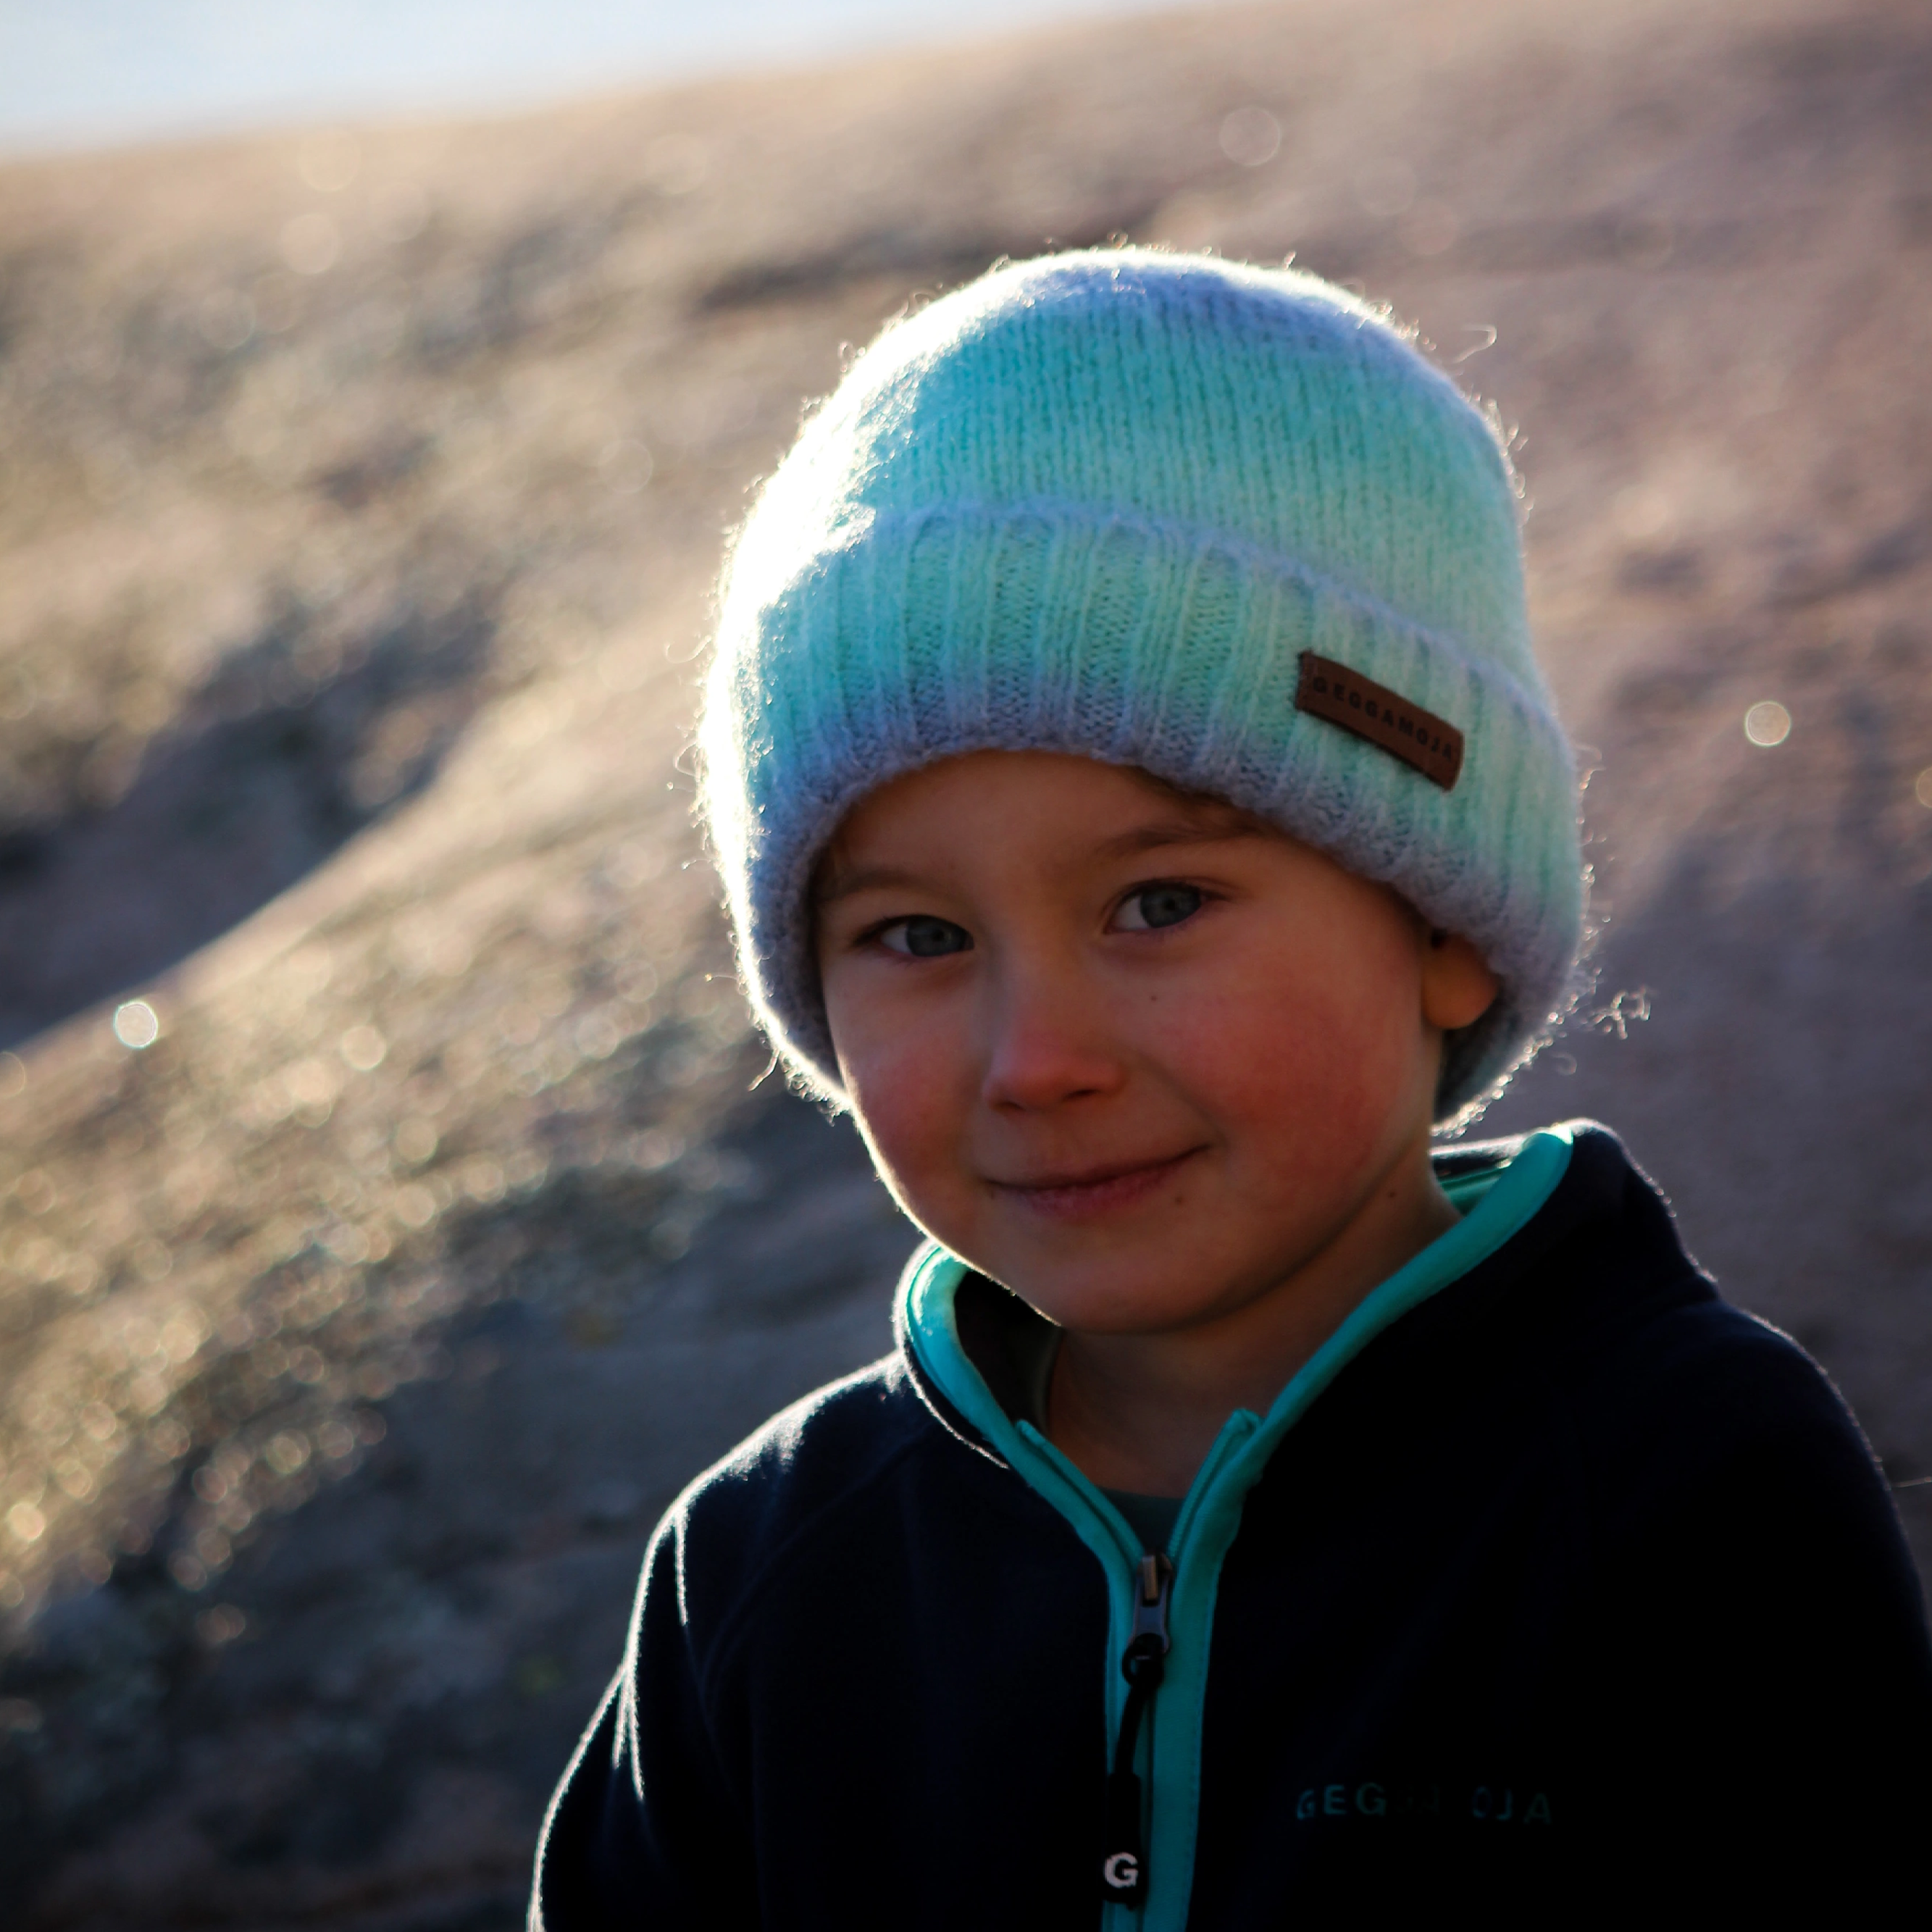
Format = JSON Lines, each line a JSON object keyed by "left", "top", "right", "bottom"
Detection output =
{"left": 1420, "top": 929, "right": 1500, "bottom": 1033}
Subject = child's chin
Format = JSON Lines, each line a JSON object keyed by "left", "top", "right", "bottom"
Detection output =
{"left": 1008, "top": 1257, "right": 1242, "bottom": 1338}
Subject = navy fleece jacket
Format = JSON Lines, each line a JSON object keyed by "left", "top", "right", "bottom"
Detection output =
{"left": 532, "top": 1123, "right": 1932, "bottom": 1926}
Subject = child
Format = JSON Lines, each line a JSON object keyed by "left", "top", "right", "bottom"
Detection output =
{"left": 532, "top": 251, "right": 1932, "bottom": 1925}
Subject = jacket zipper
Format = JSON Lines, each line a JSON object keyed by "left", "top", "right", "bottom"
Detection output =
{"left": 903, "top": 1134, "right": 1571, "bottom": 1930}
{"left": 1100, "top": 1551, "right": 1174, "bottom": 1907}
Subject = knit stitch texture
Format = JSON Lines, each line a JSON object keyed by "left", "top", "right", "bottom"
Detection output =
{"left": 699, "top": 248, "right": 1583, "bottom": 1122}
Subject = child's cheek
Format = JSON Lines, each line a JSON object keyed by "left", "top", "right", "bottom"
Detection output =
{"left": 840, "top": 1023, "right": 977, "bottom": 1234}
{"left": 1163, "top": 948, "right": 1418, "bottom": 1183}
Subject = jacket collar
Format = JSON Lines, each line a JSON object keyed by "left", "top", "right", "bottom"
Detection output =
{"left": 894, "top": 1123, "right": 1584, "bottom": 1476}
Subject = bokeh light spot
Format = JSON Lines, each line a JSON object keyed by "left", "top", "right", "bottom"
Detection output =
{"left": 296, "top": 130, "right": 361, "bottom": 193}
{"left": 1743, "top": 701, "right": 1791, "bottom": 747}
{"left": 340, "top": 1024, "right": 388, "bottom": 1071}
{"left": 196, "top": 1604, "right": 248, "bottom": 1647}
{"left": 112, "top": 1000, "right": 160, "bottom": 1049}
{"left": 393, "top": 1184, "right": 438, "bottom": 1230}
{"left": 1915, "top": 766, "right": 1932, "bottom": 809}
{"left": 598, "top": 439, "right": 654, "bottom": 495}
{"left": 197, "top": 290, "right": 256, "bottom": 353}
{"left": 1219, "top": 107, "right": 1281, "bottom": 168}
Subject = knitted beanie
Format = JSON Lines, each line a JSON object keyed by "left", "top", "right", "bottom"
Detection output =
{"left": 699, "top": 248, "right": 1582, "bottom": 1124}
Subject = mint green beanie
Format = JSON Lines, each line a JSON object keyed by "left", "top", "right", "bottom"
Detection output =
{"left": 700, "top": 248, "right": 1582, "bottom": 1124}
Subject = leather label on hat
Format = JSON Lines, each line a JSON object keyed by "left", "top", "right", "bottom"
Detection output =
{"left": 1295, "top": 652, "right": 1465, "bottom": 790}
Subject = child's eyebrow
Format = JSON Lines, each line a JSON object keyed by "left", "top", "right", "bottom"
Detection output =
{"left": 812, "top": 863, "right": 925, "bottom": 907}
{"left": 814, "top": 814, "right": 1263, "bottom": 904}
{"left": 1092, "top": 816, "right": 1267, "bottom": 863}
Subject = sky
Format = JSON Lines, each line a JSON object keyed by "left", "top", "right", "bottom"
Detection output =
{"left": 0, "top": 0, "right": 1201, "bottom": 156}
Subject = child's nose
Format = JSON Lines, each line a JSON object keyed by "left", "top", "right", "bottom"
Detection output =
{"left": 977, "top": 964, "right": 1124, "bottom": 1112}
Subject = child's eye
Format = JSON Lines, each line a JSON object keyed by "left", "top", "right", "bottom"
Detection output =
{"left": 1113, "top": 882, "right": 1206, "bottom": 932}
{"left": 877, "top": 916, "right": 973, "bottom": 958}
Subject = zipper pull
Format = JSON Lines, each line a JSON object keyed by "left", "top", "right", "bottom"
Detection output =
{"left": 1100, "top": 1554, "right": 1174, "bottom": 1907}
{"left": 1131, "top": 1552, "right": 1172, "bottom": 1651}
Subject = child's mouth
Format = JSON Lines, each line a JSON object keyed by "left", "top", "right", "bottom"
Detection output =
{"left": 992, "top": 1149, "right": 1202, "bottom": 1221}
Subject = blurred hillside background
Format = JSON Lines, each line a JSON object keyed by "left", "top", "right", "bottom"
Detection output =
{"left": 0, "top": 0, "right": 1928, "bottom": 1923}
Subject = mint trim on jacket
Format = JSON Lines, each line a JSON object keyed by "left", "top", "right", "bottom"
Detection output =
{"left": 901, "top": 1128, "right": 1573, "bottom": 1927}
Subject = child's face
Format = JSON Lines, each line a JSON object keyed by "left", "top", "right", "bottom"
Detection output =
{"left": 814, "top": 752, "right": 1495, "bottom": 1341}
